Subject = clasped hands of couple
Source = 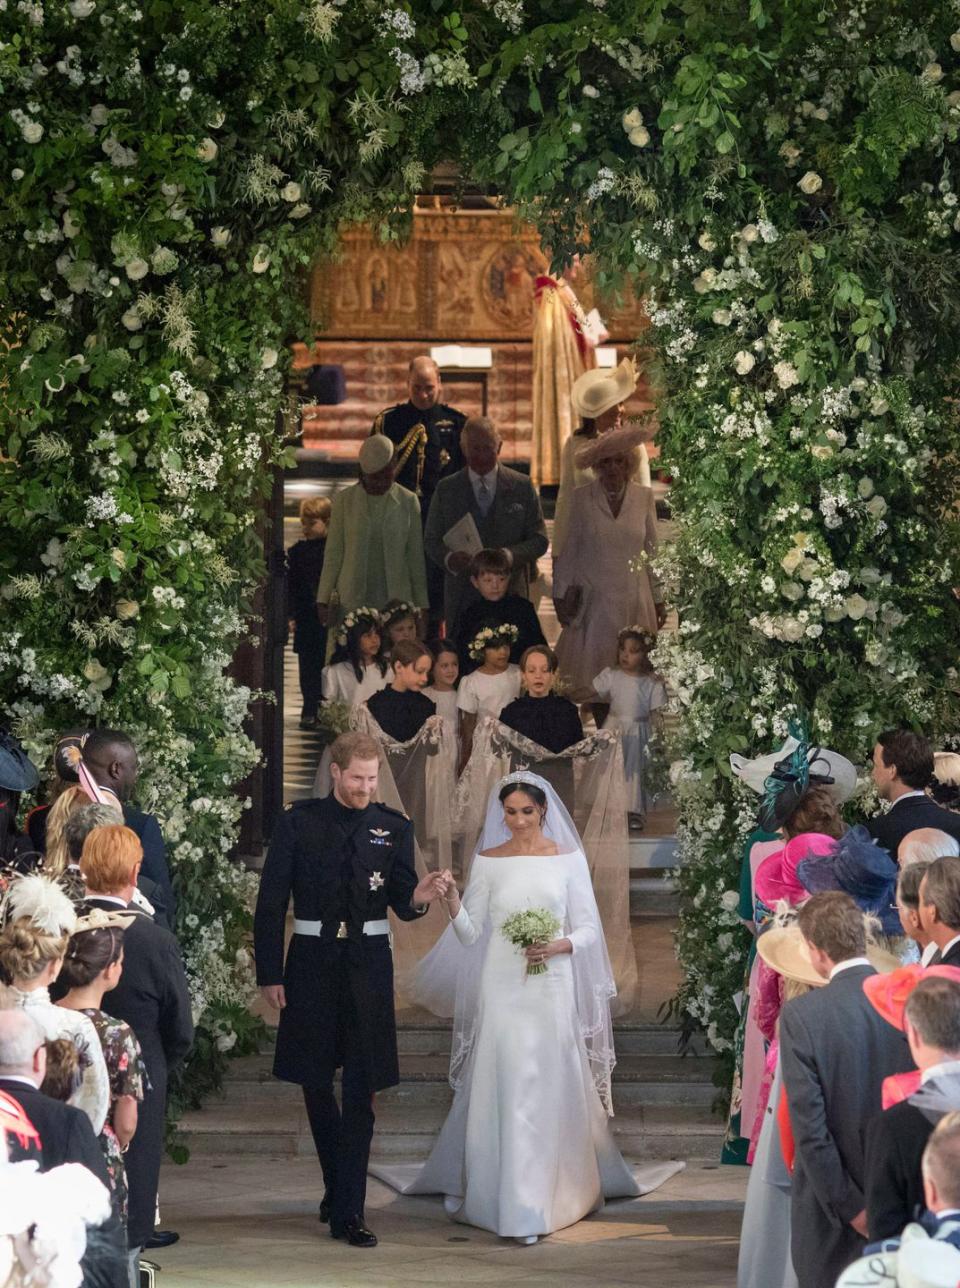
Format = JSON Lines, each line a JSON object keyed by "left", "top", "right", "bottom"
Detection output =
{"left": 413, "top": 870, "right": 568, "bottom": 966}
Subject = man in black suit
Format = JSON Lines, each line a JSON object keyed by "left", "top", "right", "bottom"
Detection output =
{"left": 82, "top": 728, "right": 177, "bottom": 921}
{"left": 424, "top": 416, "right": 548, "bottom": 636}
{"left": 780, "top": 891, "right": 913, "bottom": 1288}
{"left": 920, "top": 856, "right": 960, "bottom": 966}
{"left": 866, "top": 974, "right": 960, "bottom": 1240}
{"left": 81, "top": 823, "right": 194, "bottom": 1254}
{"left": 868, "top": 730, "right": 960, "bottom": 860}
{"left": 254, "top": 732, "right": 449, "bottom": 1248}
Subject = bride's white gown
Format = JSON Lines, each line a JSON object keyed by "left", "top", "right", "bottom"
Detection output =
{"left": 406, "top": 851, "right": 642, "bottom": 1237}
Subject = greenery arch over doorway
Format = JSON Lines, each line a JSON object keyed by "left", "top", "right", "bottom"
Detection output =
{"left": 2, "top": 1, "right": 960, "bottom": 1101}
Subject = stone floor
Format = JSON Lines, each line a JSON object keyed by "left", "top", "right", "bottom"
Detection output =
{"left": 152, "top": 1154, "right": 747, "bottom": 1287}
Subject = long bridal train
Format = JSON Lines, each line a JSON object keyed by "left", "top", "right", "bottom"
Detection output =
{"left": 371, "top": 773, "right": 683, "bottom": 1241}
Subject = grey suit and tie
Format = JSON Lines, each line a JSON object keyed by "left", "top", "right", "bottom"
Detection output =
{"left": 779, "top": 963, "right": 913, "bottom": 1288}
{"left": 423, "top": 465, "right": 548, "bottom": 635}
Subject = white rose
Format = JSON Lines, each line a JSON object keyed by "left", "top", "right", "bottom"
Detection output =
{"left": 196, "top": 137, "right": 218, "bottom": 162}
{"left": 781, "top": 617, "right": 806, "bottom": 643}
{"left": 261, "top": 347, "right": 279, "bottom": 370}
{"left": 622, "top": 108, "right": 643, "bottom": 131}
{"left": 11, "top": 168, "right": 24, "bottom": 180}
{"left": 125, "top": 257, "right": 149, "bottom": 281}
{"left": 810, "top": 444, "right": 833, "bottom": 460}
{"left": 252, "top": 247, "right": 271, "bottom": 273}
{"left": 207, "top": 110, "right": 226, "bottom": 129}
{"left": 740, "top": 223, "right": 760, "bottom": 243}
{"left": 781, "top": 547, "right": 804, "bottom": 575}
{"left": 870, "top": 397, "right": 889, "bottom": 416}
{"left": 89, "top": 103, "right": 109, "bottom": 125}
{"left": 210, "top": 225, "right": 232, "bottom": 247}
{"left": 844, "top": 593, "right": 870, "bottom": 621}
{"left": 773, "top": 360, "right": 799, "bottom": 389}
{"left": 733, "top": 350, "right": 755, "bottom": 375}
{"left": 121, "top": 308, "right": 142, "bottom": 331}
{"left": 115, "top": 599, "right": 140, "bottom": 620}
{"left": 720, "top": 891, "right": 740, "bottom": 913}
{"left": 288, "top": 203, "right": 311, "bottom": 219}
{"left": 698, "top": 231, "right": 716, "bottom": 252}
{"left": 22, "top": 121, "right": 43, "bottom": 144}
{"left": 281, "top": 181, "right": 302, "bottom": 202}
{"left": 866, "top": 495, "right": 888, "bottom": 519}
{"left": 628, "top": 125, "right": 651, "bottom": 147}
{"left": 797, "top": 558, "right": 818, "bottom": 583}
{"left": 857, "top": 477, "right": 874, "bottom": 499}
{"left": 812, "top": 107, "right": 829, "bottom": 121}
{"left": 798, "top": 171, "right": 823, "bottom": 195}
{"left": 951, "top": 32, "right": 960, "bottom": 53}
{"left": 69, "top": 0, "right": 95, "bottom": 15}
{"left": 83, "top": 658, "right": 112, "bottom": 689}
{"left": 781, "top": 581, "right": 803, "bottom": 602}
{"left": 712, "top": 308, "right": 732, "bottom": 326}
{"left": 583, "top": 84, "right": 599, "bottom": 98}
{"left": 860, "top": 566, "right": 882, "bottom": 584}
{"left": 922, "top": 62, "right": 943, "bottom": 83}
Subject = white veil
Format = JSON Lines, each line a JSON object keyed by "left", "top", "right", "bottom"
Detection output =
{"left": 408, "top": 770, "right": 619, "bottom": 1115}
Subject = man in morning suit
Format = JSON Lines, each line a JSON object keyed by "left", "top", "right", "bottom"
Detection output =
{"left": 82, "top": 728, "right": 177, "bottom": 925}
{"left": 424, "top": 416, "right": 549, "bottom": 637}
{"left": 779, "top": 891, "right": 913, "bottom": 1288}
{"left": 81, "top": 824, "right": 194, "bottom": 1254}
{"left": 373, "top": 356, "right": 466, "bottom": 633}
{"left": 868, "top": 730, "right": 960, "bottom": 861}
{"left": 920, "top": 856, "right": 960, "bottom": 966}
{"left": 866, "top": 974, "right": 960, "bottom": 1240}
{"left": 253, "top": 731, "right": 449, "bottom": 1248}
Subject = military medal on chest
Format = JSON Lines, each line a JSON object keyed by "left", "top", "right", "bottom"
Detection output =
{"left": 369, "top": 870, "right": 385, "bottom": 891}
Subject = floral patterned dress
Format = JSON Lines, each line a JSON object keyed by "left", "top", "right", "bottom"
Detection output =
{"left": 82, "top": 1007, "right": 148, "bottom": 1222}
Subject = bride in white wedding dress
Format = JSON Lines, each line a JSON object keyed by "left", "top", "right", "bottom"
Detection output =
{"left": 375, "top": 771, "right": 681, "bottom": 1243}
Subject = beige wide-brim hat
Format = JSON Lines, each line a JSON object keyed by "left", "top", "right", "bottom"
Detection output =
{"left": 757, "top": 921, "right": 902, "bottom": 985}
{"left": 358, "top": 433, "right": 395, "bottom": 475}
{"left": 575, "top": 423, "right": 651, "bottom": 471}
{"left": 571, "top": 356, "right": 638, "bottom": 419}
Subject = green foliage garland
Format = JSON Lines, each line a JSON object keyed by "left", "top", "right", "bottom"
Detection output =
{"left": 2, "top": 0, "right": 960, "bottom": 1110}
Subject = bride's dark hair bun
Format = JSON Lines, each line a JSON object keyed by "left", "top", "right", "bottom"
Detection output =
{"left": 498, "top": 781, "right": 548, "bottom": 814}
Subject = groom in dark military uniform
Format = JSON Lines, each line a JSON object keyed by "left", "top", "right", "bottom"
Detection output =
{"left": 254, "top": 732, "right": 447, "bottom": 1248}
{"left": 373, "top": 356, "right": 466, "bottom": 632}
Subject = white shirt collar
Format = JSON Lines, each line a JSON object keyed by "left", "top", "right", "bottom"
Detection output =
{"left": 468, "top": 466, "right": 497, "bottom": 489}
{"left": 941, "top": 933, "right": 960, "bottom": 959}
{"left": 86, "top": 893, "right": 129, "bottom": 907}
{"left": 829, "top": 956, "right": 872, "bottom": 980}
{"left": 890, "top": 790, "right": 927, "bottom": 808}
{"left": 922, "top": 940, "right": 941, "bottom": 966}
{"left": 0, "top": 1074, "right": 39, "bottom": 1089}
{"left": 921, "top": 1059, "right": 960, "bottom": 1085}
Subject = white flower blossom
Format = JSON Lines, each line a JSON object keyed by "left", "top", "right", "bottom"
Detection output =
{"left": 196, "top": 137, "right": 218, "bottom": 162}
{"left": 733, "top": 350, "right": 756, "bottom": 375}
{"left": 622, "top": 108, "right": 643, "bottom": 131}
{"left": 252, "top": 247, "right": 271, "bottom": 273}
{"left": 798, "top": 171, "right": 823, "bottom": 195}
{"left": 210, "top": 226, "right": 232, "bottom": 247}
{"left": 628, "top": 125, "right": 650, "bottom": 147}
{"left": 260, "top": 347, "right": 279, "bottom": 370}
{"left": 773, "top": 361, "right": 799, "bottom": 389}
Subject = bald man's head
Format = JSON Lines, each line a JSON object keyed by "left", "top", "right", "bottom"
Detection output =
{"left": 408, "top": 357, "right": 442, "bottom": 411}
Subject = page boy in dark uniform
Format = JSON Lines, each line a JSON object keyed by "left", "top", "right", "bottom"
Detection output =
{"left": 254, "top": 731, "right": 448, "bottom": 1248}
{"left": 373, "top": 356, "right": 466, "bottom": 632}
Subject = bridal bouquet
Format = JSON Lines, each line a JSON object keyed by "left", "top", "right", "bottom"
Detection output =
{"left": 501, "top": 908, "right": 562, "bottom": 976}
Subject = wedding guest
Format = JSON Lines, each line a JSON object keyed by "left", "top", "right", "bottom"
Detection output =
{"left": 57, "top": 912, "right": 148, "bottom": 1234}
{"left": 424, "top": 417, "right": 548, "bottom": 636}
{"left": 796, "top": 825, "right": 903, "bottom": 947}
{"left": 779, "top": 891, "right": 913, "bottom": 1288}
{"left": 918, "top": 1113, "right": 960, "bottom": 1241}
{"left": 0, "top": 728, "right": 41, "bottom": 873}
{"left": 868, "top": 730, "right": 960, "bottom": 859}
{"left": 553, "top": 425, "right": 666, "bottom": 701}
{"left": 898, "top": 859, "right": 939, "bottom": 965}
{"left": 455, "top": 548, "right": 546, "bottom": 676}
{"left": 932, "top": 752, "right": 960, "bottom": 813}
{"left": 81, "top": 730, "right": 176, "bottom": 923}
{"left": 287, "top": 495, "right": 331, "bottom": 730}
{"left": 24, "top": 730, "right": 88, "bottom": 855}
{"left": 592, "top": 626, "right": 667, "bottom": 831}
{"left": 39, "top": 1036, "right": 84, "bottom": 1103}
{"left": 366, "top": 642, "right": 436, "bottom": 742}
{"left": 919, "top": 856, "right": 960, "bottom": 965}
{"left": 423, "top": 640, "right": 460, "bottom": 734}
{"left": 865, "top": 971, "right": 960, "bottom": 1240}
{"left": 0, "top": 874, "right": 109, "bottom": 1134}
{"left": 316, "top": 434, "right": 428, "bottom": 636}
{"left": 81, "top": 825, "right": 193, "bottom": 1258}
{"left": 901, "top": 829, "right": 960, "bottom": 866}
{"left": 456, "top": 625, "right": 521, "bottom": 771}
{"left": 321, "top": 608, "right": 392, "bottom": 708}
{"left": 382, "top": 600, "right": 421, "bottom": 649}
{"left": 500, "top": 646, "right": 584, "bottom": 753}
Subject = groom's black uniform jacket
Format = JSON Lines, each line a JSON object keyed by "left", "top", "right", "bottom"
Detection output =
{"left": 253, "top": 793, "right": 426, "bottom": 1092}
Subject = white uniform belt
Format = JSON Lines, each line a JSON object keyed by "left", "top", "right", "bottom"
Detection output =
{"left": 293, "top": 918, "right": 390, "bottom": 938}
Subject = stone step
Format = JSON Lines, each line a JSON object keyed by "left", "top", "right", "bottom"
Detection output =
{"left": 219, "top": 1052, "right": 720, "bottom": 1108}
{"left": 177, "top": 1100, "right": 723, "bottom": 1163}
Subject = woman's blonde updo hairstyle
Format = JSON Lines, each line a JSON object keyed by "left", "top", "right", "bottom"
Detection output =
{"left": 43, "top": 785, "right": 89, "bottom": 878}
{"left": 0, "top": 920, "right": 69, "bottom": 985}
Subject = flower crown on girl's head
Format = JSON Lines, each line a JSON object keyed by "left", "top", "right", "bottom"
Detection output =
{"left": 468, "top": 623, "right": 519, "bottom": 661}
{"left": 618, "top": 625, "right": 657, "bottom": 651}
{"left": 335, "top": 606, "right": 381, "bottom": 647}
{"left": 382, "top": 600, "right": 418, "bottom": 628}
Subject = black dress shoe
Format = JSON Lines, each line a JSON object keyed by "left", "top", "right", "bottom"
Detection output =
{"left": 330, "top": 1218, "right": 378, "bottom": 1248}
{"left": 318, "top": 1195, "right": 331, "bottom": 1224}
{"left": 144, "top": 1230, "right": 180, "bottom": 1249}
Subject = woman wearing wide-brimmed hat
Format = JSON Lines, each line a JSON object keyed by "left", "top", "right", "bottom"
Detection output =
{"left": 551, "top": 386, "right": 664, "bottom": 702}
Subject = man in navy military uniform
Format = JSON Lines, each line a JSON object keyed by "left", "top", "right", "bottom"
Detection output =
{"left": 254, "top": 731, "right": 448, "bottom": 1248}
{"left": 373, "top": 356, "right": 466, "bottom": 631}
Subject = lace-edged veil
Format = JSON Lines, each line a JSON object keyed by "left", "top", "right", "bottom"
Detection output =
{"left": 408, "top": 769, "right": 619, "bottom": 1114}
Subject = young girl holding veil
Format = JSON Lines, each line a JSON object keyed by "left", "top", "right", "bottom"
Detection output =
{"left": 375, "top": 771, "right": 680, "bottom": 1242}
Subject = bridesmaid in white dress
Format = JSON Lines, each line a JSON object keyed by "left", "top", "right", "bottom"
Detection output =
{"left": 387, "top": 773, "right": 681, "bottom": 1242}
